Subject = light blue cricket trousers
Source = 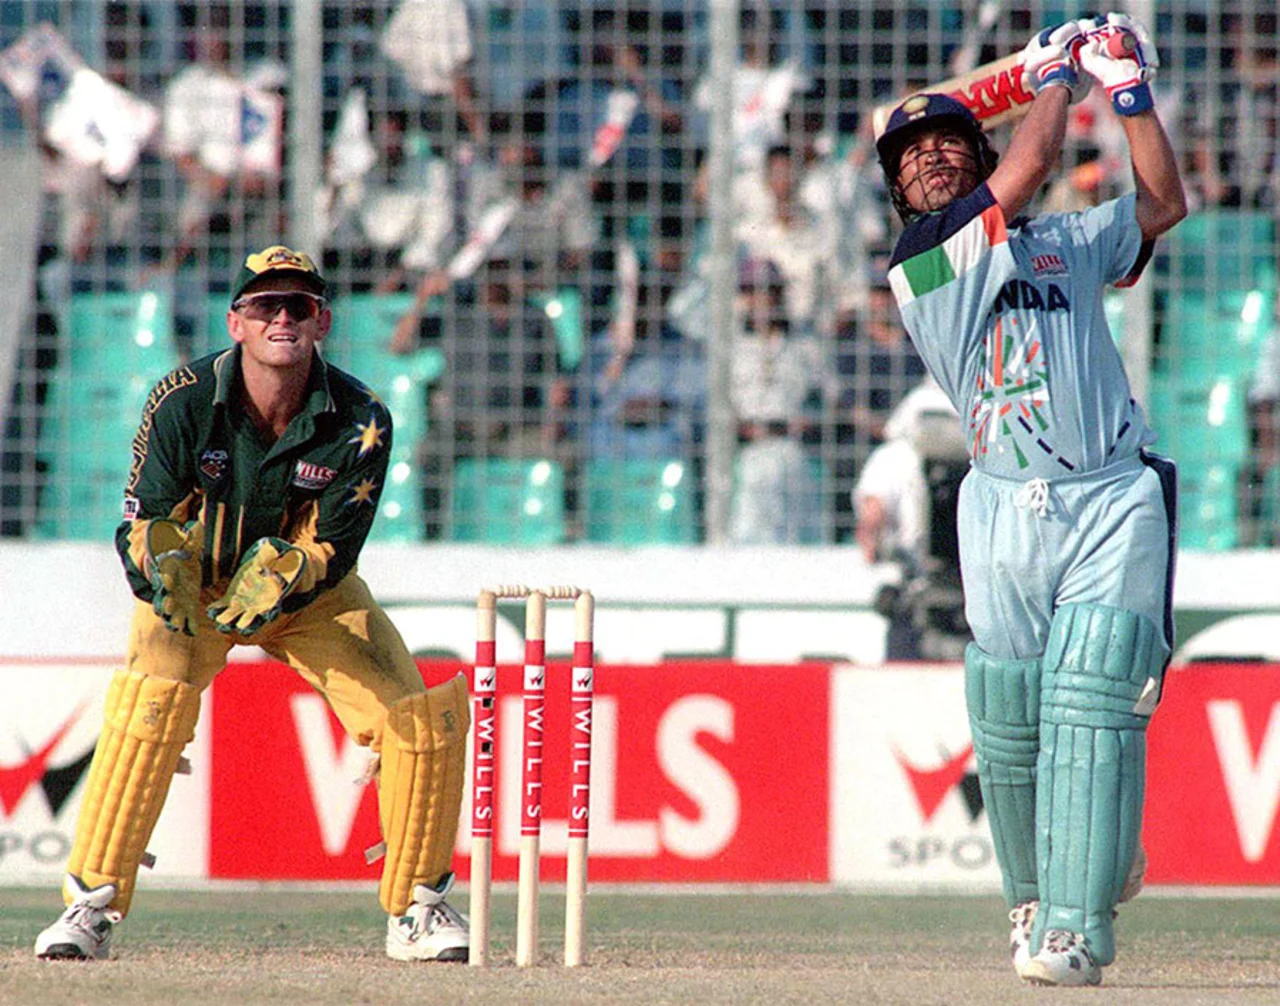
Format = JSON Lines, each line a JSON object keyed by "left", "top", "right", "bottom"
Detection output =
{"left": 957, "top": 452, "right": 1177, "bottom": 662}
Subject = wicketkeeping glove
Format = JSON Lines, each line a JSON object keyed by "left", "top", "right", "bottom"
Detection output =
{"left": 1077, "top": 12, "right": 1159, "bottom": 116}
{"left": 1019, "top": 22, "right": 1092, "bottom": 104}
{"left": 206, "top": 537, "right": 308, "bottom": 637}
{"left": 145, "top": 519, "right": 205, "bottom": 636}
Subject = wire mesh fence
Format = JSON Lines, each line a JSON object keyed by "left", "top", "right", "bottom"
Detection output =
{"left": 0, "top": 1, "right": 1275, "bottom": 547}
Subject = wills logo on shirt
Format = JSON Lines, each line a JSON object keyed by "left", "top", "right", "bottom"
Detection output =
{"left": 1031, "top": 253, "right": 1068, "bottom": 277}
{"left": 199, "top": 449, "right": 229, "bottom": 481}
{"left": 293, "top": 460, "right": 339, "bottom": 491}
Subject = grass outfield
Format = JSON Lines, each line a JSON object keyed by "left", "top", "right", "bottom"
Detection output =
{"left": 3, "top": 888, "right": 1280, "bottom": 1005}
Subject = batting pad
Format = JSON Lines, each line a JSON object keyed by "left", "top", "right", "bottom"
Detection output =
{"left": 1033, "top": 603, "right": 1167, "bottom": 966}
{"left": 65, "top": 671, "right": 201, "bottom": 917}
{"left": 964, "top": 644, "right": 1042, "bottom": 908}
{"left": 378, "top": 674, "right": 470, "bottom": 915}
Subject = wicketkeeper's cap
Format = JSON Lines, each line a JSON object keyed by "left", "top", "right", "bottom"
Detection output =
{"left": 231, "top": 245, "right": 329, "bottom": 303}
{"left": 875, "top": 92, "right": 984, "bottom": 174}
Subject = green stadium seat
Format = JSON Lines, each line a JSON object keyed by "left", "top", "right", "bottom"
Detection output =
{"left": 327, "top": 294, "right": 445, "bottom": 542}
{"left": 1146, "top": 374, "right": 1249, "bottom": 467}
{"left": 1159, "top": 289, "right": 1272, "bottom": 382}
{"left": 37, "top": 291, "right": 178, "bottom": 540}
{"left": 583, "top": 458, "right": 697, "bottom": 545}
{"left": 1163, "top": 209, "right": 1275, "bottom": 290}
{"left": 1178, "top": 462, "right": 1239, "bottom": 552}
{"left": 448, "top": 457, "right": 566, "bottom": 544}
{"left": 528, "top": 286, "right": 585, "bottom": 371}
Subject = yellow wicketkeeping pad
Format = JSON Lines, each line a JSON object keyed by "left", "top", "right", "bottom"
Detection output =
{"left": 65, "top": 671, "right": 202, "bottom": 916}
{"left": 377, "top": 674, "right": 470, "bottom": 915}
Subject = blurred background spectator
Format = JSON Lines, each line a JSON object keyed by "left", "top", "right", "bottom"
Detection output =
{"left": 1185, "top": 10, "right": 1278, "bottom": 210}
{"left": 728, "top": 256, "right": 822, "bottom": 544}
{"left": 148, "top": 6, "right": 285, "bottom": 292}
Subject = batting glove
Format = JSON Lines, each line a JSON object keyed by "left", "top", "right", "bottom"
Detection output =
{"left": 145, "top": 519, "right": 205, "bottom": 636}
{"left": 1077, "top": 12, "right": 1159, "bottom": 116}
{"left": 1020, "top": 22, "right": 1092, "bottom": 104}
{"left": 207, "top": 536, "right": 308, "bottom": 637}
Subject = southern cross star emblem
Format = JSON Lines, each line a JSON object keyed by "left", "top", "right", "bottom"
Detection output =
{"left": 348, "top": 478, "right": 378, "bottom": 506}
{"left": 349, "top": 415, "right": 386, "bottom": 456}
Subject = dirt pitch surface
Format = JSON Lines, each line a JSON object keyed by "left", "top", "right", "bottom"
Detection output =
{"left": 3, "top": 888, "right": 1280, "bottom": 1006}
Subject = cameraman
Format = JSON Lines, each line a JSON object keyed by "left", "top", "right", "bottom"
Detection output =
{"left": 855, "top": 377, "right": 970, "bottom": 660}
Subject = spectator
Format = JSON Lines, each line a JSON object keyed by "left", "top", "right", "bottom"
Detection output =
{"left": 1185, "top": 10, "right": 1279, "bottom": 209}
{"left": 328, "top": 105, "right": 455, "bottom": 294}
{"left": 0, "top": 23, "right": 157, "bottom": 271}
{"left": 380, "top": 0, "right": 484, "bottom": 144}
{"left": 522, "top": 5, "right": 688, "bottom": 336}
{"left": 380, "top": 0, "right": 566, "bottom": 148}
{"left": 728, "top": 257, "right": 823, "bottom": 544}
{"left": 583, "top": 242, "right": 705, "bottom": 464}
{"left": 692, "top": 5, "right": 804, "bottom": 174}
{"left": 785, "top": 99, "right": 890, "bottom": 328}
{"left": 528, "top": 7, "right": 685, "bottom": 193}
{"left": 148, "top": 7, "right": 285, "bottom": 285}
{"left": 836, "top": 279, "right": 928, "bottom": 445}
{"left": 830, "top": 277, "right": 928, "bottom": 541}
{"left": 854, "top": 377, "right": 964, "bottom": 659}
{"left": 391, "top": 111, "right": 596, "bottom": 353}
{"left": 736, "top": 143, "right": 836, "bottom": 335}
{"left": 441, "top": 258, "right": 569, "bottom": 461}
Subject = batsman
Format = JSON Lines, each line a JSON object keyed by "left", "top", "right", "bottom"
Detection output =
{"left": 35, "top": 246, "right": 471, "bottom": 963}
{"left": 876, "top": 13, "right": 1184, "bottom": 985}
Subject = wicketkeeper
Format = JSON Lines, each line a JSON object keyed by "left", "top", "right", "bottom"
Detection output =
{"left": 35, "top": 246, "right": 471, "bottom": 963}
{"left": 875, "top": 13, "right": 1185, "bottom": 986}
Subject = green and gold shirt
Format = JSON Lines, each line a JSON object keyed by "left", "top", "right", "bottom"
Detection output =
{"left": 117, "top": 345, "right": 393, "bottom": 614}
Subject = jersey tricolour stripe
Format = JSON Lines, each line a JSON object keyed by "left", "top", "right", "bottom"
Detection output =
{"left": 889, "top": 203, "right": 1008, "bottom": 307}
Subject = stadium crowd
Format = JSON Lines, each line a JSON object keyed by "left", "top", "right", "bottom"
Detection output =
{"left": 1, "top": 1, "right": 1277, "bottom": 547}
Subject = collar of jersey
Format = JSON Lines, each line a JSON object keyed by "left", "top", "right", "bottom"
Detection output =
{"left": 211, "top": 345, "right": 336, "bottom": 418}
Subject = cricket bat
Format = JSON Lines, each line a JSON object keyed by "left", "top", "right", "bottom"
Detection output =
{"left": 871, "top": 30, "right": 1136, "bottom": 139}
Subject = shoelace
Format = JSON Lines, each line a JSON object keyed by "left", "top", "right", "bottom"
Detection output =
{"left": 65, "top": 901, "right": 121, "bottom": 933}
{"left": 1014, "top": 477, "right": 1051, "bottom": 518}
{"left": 429, "top": 901, "right": 467, "bottom": 931}
{"left": 404, "top": 899, "right": 466, "bottom": 937}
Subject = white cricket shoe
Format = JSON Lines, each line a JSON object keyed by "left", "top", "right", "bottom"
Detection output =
{"left": 1022, "top": 929, "right": 1102, "bottom": 987}
{"left": 386, "top": 872, "right": 469, "bottom": 962}
{"left": 34, "top": 875, "right": 122, "bottom": 961}
{"left": 1009, "top": 901, "right": 1037, "bottom": 978}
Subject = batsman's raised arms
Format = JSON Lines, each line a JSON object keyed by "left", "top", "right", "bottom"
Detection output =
{"left": 871, "top": 23, "right": 1141, "bottom": 139}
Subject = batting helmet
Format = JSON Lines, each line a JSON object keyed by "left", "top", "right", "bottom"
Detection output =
{"left": 876, "top": 93, "right": 999, "bottom": 222}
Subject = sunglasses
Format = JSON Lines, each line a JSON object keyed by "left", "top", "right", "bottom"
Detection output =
{"left": 233, "top": 292, "right": 327, "bottom": 322}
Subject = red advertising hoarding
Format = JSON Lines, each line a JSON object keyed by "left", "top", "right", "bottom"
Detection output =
{"left": 208, "top": 660, "right": 832, "bottom": 884}
{"left": 1146, "top": 663, "right": 1280, "bottom": 882}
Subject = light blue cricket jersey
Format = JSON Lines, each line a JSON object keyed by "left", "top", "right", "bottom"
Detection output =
{"left": 887, "top": 184, "right": 1156, "bottom": 481}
